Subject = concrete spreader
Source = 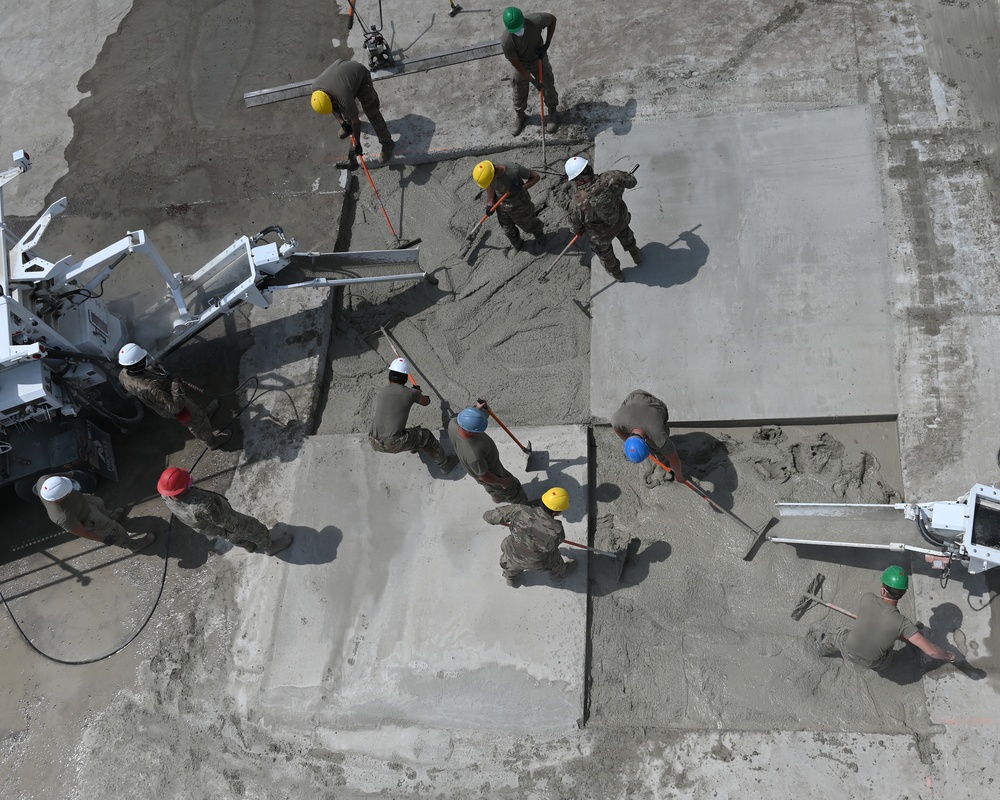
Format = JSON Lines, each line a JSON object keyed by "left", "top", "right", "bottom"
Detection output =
{"left": 590, "top": 106, "right": 897, "bottom": 423}
{"left": 233, "top": 428, "right": 589, "bottom": 736}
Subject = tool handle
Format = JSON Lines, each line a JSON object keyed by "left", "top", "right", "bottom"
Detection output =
{"left": 481, "top": 404, "right": 529, "bottom": 452}
{"left": 537, "top": 233, "right": 581, "bottom": 283}
{"left": 464, "top": 192, "right": 511, "bottom": 240}
{"left": 630, "top": 164, "right": 639, "bottom": 174}
{"left": 806, "top": 593, "right": 857, "bottom": 619}
{"left": 348, "top": 0, "right": 356, "bottom": 29}
{"left": 564, "top": 539, "right": 615, "bottom": 557}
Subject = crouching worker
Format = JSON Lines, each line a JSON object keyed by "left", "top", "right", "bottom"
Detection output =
{"left": 157, "top": 467, "right": 292, "bottom": 556}
{"left": 484, "top": 486, "right": 576, "bottom": 587}
{"left": 35, "top": 474, "right": 154, "bottom": 551}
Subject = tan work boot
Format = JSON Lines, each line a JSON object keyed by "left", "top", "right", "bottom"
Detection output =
{"left": 440, "top": 454, "right": 460, "bottom": 475}
{"left": 505, "top": 573, "right": 521, "bottom": 588}
{"left": 121, "top": 531, "right": 156, "bottom": 552}
{"left": 545, "top": 110, "right": 559, "bottom": 134}
{"left": 551, "top": 559, "right": 578, "bottom": 582}
{"left": 628, "top": 245, "right": 643, "bottom": 264}
{"left": 264, "top": 531, "right": 293, "bottom": 557}
{"left": 510, "top": 112, "right": 527, "bottom": 137}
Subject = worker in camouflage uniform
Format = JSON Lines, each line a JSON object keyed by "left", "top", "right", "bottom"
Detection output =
{"left": 612, "top": 389, "right": 684, "bottom": 483}
{"left": 310, "top": 59, "right": 395, "bottom": 165}
{"left": 812, "top": 566, "right": 960, "bottom": 670}
{"left": 448, "top": 404, "right": 529, "bottom": 504}
{"left": 370, "top": 358, "right": 459, "bottom": 475}
{"left": 565, "top": 156, "right": 642, "bottom": 282}
{"left": 157, "top": 467, "right": 292, "bottom": 556}
{"left": 484, "top": 486, "right": 575, "bottom": 587}
{"left": 35, "top": 474, "right": 154, "bottom": 550}
{"left": 500, "top": 7, "right": 559, "bottom": 136}
{"left": 472, "top": 160, "right": 546, "bottom": 253}
{"left": 117, "top": 343, "right": 230, "bottom": 449}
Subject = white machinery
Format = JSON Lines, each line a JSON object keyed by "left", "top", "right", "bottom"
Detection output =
{"left": 772, "top": 483, "right": 1000, "bottom": 575}
{"left": 1, "top": 149, "right": 429, "bottom": 494}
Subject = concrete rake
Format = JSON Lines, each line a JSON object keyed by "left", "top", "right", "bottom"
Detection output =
{"left": 564, "top": 537, "right": 641, "bottom": 582}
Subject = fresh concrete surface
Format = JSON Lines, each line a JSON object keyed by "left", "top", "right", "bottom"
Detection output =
{"left": 2, "top": 1, "right": 1000, "bottom": 799}
{"left": 591, "top": 107, "right": 897, "bottom": 423}
{"left": 237, "top": 429, "right": 588, "bottom": 736}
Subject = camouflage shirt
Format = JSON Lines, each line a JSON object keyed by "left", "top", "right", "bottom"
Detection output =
{"left": 567, "top": 170, "right": 637, "bottom": 237}
{"left": 119, "top": 366, "right": 186, "bottom": 418}
{"left": 483, "top": 502, "right": 564, "bottom": 555}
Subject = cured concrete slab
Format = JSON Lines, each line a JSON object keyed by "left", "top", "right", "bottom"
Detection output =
{"left": 253, "top": 427, "right": 589, "bottom": 735}
{"left": 590, "top": 106, "right": 897, "bottom": 423}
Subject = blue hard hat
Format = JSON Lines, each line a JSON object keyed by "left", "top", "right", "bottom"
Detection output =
{"left": 457, "top": 407, "right": 488, "bottom": 433}
{"left": 623, "top": 435, "right": 650, "bottom": 463}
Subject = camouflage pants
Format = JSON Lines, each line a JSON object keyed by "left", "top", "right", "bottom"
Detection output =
{"left": 511, "top": 57, "right": 558, "bottom": 114}
{"left": 199, "top": 511, "right": 271, "bottom": 551}
{"left": 497, "top": 193, "right": 543, "bottom": 242}
{"left": 356, "top": 77, "right": 393, "bottom": 146}
{"left": 182, "top": 401, "right": 216, "bottom": 445}
{"left": 500, "top": 537, "right": 567, "bottom": 579}
{"left": 78, "top": 495, "right": 129, "bottom": 543}
{"left": 370, "top": 427, "right": 448, "bottom": 467}
{"left": 589, "top": 217, "right": 637, "bottom": 276}
{"left": 478, "top": 474, "right": 529, "bottom": 505}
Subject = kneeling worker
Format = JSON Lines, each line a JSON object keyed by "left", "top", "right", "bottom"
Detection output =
{"left": 157, "top": 467, "right": 292, "bottom": 556}
{"left": 611, "top": 389, "right": 684, "bottom": 482}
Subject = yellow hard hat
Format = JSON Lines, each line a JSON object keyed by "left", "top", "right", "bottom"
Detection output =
{"left": 542, "top": 487, "right": 570, "bottom": 512}
{"left": 473, "top": 160, "right": 496, "bottom": 189}
{"left": 311, "top": 90, "right": 334, "bottom": 115}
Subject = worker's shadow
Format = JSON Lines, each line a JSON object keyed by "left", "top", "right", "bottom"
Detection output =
{"left": 628, "top": 230, "right": 709, "bottom": 289}
{"left": 565, "top": 98, "right": 638, "bottom": 138}
{"left": 125, "top": 515, "right": 213, "bottom": 569}
{"left": 386, "top": 113, "right": 437, "bottom": 160}
{"left": 672, "top": 431, "right": 739, "bottom": 513}
{"left": 269, "top": 524, "right": 342, "bottom": 565}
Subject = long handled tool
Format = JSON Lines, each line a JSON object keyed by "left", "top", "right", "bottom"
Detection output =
{"left": 348, "top": 0, "right": 356, "bottom": 29}
{"left": 448, "top": 0, "right": 462, "bottom": 17}
{"left": 651, "top": 455, "right": 776, "bottom": 557}
{"left": 792, "top": 574, "right": 857, "bottom": 620}
{"left": 564, "top": 537, "right": 641, "bottom": 582}
{"left": 537, "top": 233, "right": 580, "bottom": 283}
{"left": 350, "top": 135, "right": 420, "bottom": 249}
{"left": 477, "top": 398, "right": 546, "bottom": 471}
{"left": 539, "top": 59, "right": 547, "bottom": 166}
{"left": 458, "top": 191, "right": 510, "bottom": 258}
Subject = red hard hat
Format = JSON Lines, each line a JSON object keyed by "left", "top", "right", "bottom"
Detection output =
{"left": 157, "top": 467, "right": 192, "bottom": 497}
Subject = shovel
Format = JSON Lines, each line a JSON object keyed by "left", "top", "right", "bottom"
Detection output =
{"left": 478, "top": 399, "right": 546, "bottom": 471}
{"left": 458, "top": 191, "right": 510, "bottom": 258}
{"left": 564, "top": 537, "right": 641, "bottom": 582}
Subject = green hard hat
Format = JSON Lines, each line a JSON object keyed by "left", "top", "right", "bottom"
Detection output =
{"left": 503, "top": 6, "right": 524, "bottom": 32}
{"left": 881, "top": 565, "right": 909, "bottom": 591}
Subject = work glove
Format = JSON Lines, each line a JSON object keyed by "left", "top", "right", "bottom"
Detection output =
{"left": 354, "top": 141, "right": 363, "bottom": 157}
{"left": 485, "top": 204, "right": 495, "bottom": 217}
{"left": 411, "top": 383, "right": 421, "bottom": 393}
{"left": 527, "top": 75, "right": 542, "bottom": 91}
{"left": 340, "top": 120, "right": 353, "bottom": 137}
{"left": 536, "top": 42, "right": 549, "bottom": 59}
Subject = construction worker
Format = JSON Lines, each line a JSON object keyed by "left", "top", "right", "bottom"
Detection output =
{"left": 500, "top": 7, "right": 559, "bottom": 136}
{"left": 157, "top": 467, "right": 292, "bottom": 556}
{"left": 34, "top": 474, "right": 154, "bottom": 551}
{"left": 484, "top": 486, "right": 575, "bottom": 587}
{"left": 117, "top": 343, "right": 230, "bottom": 450}
{"left": 611, "top": 389, "right": 684, "bottom": 483}
{"left": 473, "top": 160, "right": 546, "bottom": 253}
{"left": 448, "top": 405, "right": 529, "bottom": 504}
{"left": 311, "top": 59, "right": 395, "bottom": 165}
{"left": 369, "top": 358, "right": 459, "bottom": 474}
{"left": 565, "top": 156, "right": 642, "bottom": 282}
{"left": 812, "top": 566, "right": 960, "bottom": 669}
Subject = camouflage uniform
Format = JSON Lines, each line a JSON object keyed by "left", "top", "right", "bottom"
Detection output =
{"left": 118, "top": 365, "right": 219, "bottom": 446}
{"left": 483, "top": 502, "right": 569, "bottom": 580}
{"left": 163, "top": 486, "right": 271, "bottom": 551}
{"left": 567, "top": 169, "right": 640, "bottom": 279}
{"left": 490, "top": 162, "right": 544, "bottom": 246}
{"left": 34, "top": 475, "right": 130, "bottom": 544}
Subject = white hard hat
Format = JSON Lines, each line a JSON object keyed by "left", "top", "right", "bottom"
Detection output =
{"left": 389, "top": 357, "right": 410, "bottom": 374}
{"left": 118, "top": 342, "right": 148, "bottom": 367}
{"left": 40, "top": 475, "right": 74, "bottom": 502}
{"left": 565, "top": 157, "right": 589, "bottom": 181}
